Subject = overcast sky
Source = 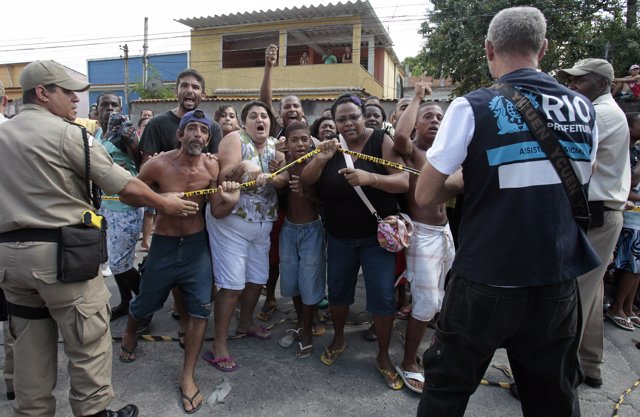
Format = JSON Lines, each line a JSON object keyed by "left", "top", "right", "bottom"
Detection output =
{"left": 2, "top": 0, "right": 428, "bottom": 74}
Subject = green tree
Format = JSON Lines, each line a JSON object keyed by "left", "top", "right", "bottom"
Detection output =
{"left": 401, "top": 55, "right": 427, "bottom": 76}
{"left": 131, "top": 65, "right": 175, "bottom": 100}
{"left": 413, "top": 0, "right": 635, "bottom": 96}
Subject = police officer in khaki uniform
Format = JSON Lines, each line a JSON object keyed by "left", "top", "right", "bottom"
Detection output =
{"left": 0, "top": 60, "right": 199, "bottom": 417}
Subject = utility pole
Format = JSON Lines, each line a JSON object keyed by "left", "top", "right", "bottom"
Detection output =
{"left": 143, "top": 17, "right": 149, "bottom": 88}
{"left": 120, "top": 44, "right": 129, "bottom": 114}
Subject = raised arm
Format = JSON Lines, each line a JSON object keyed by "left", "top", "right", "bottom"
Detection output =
{"left": 394, "top": 82, "right": 431, "bottom": 159}
{"left": 260, "top": 44, "right": 278, "bottom": 115}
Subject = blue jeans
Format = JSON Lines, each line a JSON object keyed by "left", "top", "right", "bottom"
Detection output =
{"left": 130, "top": 231, "right": 212, "bottom": 320}
{"left": 326, "top": 234, "right": 396, "bottom": 316}
{"left": 417, "top": 274, "right": 582, "bottom": 417}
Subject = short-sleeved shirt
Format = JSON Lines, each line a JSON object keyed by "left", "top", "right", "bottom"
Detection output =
{"left": 322, "top": 54, "right": 338, "bottom": 64}
{"left": 139, "top": 110, "right": 224, "bottom": 155}
{"left": 0, "top": 104, "right": 132, "bottom": 232}
{"left": 588, "top": 93, "right": 631, "bottom": 209}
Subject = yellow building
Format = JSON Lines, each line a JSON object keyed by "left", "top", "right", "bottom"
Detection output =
{"left": 0, "top": 62, "right": 91, "bottom": 117}
{"left": 177, "top": 0, "right": 406, "bottom": 100}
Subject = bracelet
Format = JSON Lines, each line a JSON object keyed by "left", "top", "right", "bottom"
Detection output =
{"left": 372, "top": 173, "right": 379, "bottom": 188}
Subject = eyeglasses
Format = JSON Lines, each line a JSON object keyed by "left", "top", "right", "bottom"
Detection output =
{"left": 335, "top": 113, "right": 362, "bottom": 124}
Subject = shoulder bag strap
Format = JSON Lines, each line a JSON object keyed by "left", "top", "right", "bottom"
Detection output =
{"left": 77, "top": 125, "right": 102, "bottom": 209}
{"left": 490, "top": 83, "right": 591, "bottom": 231}
{"left": 338, "top": 134, "right": 381, "bottom": 221}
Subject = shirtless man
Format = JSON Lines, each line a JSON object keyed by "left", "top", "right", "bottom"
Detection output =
{"left": 119, "top": 110, "right": 240, "bottom": 414}
{"left": 393, "top": 81, "right": 455, "bottom": 394}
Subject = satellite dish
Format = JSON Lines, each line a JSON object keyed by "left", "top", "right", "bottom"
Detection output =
{"left": 146, "top": 77, "right": 163, "bottom": 92}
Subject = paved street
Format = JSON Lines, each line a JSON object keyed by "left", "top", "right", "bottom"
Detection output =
{"left": 1, "top": 247, "right": 639, "bottom": 417}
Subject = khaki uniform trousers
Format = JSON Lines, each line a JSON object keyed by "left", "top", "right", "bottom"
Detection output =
{"left": 577, "top": 209, "right": 623, "bottom": 379}
{"left": 0, "top": 241, "right": 113, "bottom": 417}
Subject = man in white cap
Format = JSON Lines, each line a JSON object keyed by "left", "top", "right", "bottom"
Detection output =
{"left": 0, "top": 60, "right": 199, "bottom": 417}
{"left": 612, "top": 63, "right": 640, "bottom": 99}
{"left": 557, "top": 58, "right": 631, "bottom": 389}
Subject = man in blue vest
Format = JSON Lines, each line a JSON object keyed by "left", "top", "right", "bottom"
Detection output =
{"left": 414, "top": 7, "right": 599, "bottom": 417}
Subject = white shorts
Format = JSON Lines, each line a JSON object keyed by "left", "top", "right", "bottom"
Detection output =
{"left": 206, "top": 210, "right": 273, "bottom": 290}
{"left": 405, "top": 221, "right": 455, "bottom": 322}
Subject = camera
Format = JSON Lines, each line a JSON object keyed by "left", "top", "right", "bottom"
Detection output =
{"left": 106, "top": 112, "right": 135, "bottom": 152}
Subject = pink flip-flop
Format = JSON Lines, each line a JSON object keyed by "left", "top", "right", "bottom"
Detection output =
{"left": 234, "top": 326, "right": 272, "bottom": 340}
{"left": 202, "top": 351, "right": 239, "bottom": 372}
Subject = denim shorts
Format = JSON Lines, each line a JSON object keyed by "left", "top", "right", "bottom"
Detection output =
{"left": 129, "top": 231, "right": 212, "bottom": 320}
{"left": 327, "top": 233, "right": 396, "bottom": 316}
{"left": 279, "top": 218, "right": 326, "bottom": 305}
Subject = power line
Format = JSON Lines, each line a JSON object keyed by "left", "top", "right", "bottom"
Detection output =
{"left": 0, "top": 13, "right": 427, "bottom": 55}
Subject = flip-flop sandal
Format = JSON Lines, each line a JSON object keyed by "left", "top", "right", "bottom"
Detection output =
{"left": 296, "top": 342, "right": 313, "bottom": 359}
{"left": 320, "top": 344, "right": 347, "bottom": 365}
{"left": 395, "top": 365, "right": 424, "bottom": 394}
{"left": 312, "top": 322, "right": 326, "bottom": 337}
{"left": 606, "top": 310, "right": 634, "bottom": 331}
{"left": 279, "top": 328, "right": 301, "bottom": 348}
{"left": 363, "top": 325, "right": 378, "bottom": 342}
{"left": 202, "top": 351, "right": 239, "bottom": 372}
{"left": 179, "top": 386, "right": 202, "bottom": 414}
{"left": 628, "top": 315, "right": 640, "bottom": 328}
{"left": 235, "top": 326, "right": 272, "bottom": 340}
{"left": 119, "top": 342, "right": 137, "bottom": 363}
{"left": 377, "top": 367, "right": 404, "bottom": 390}
{"left": 257, "top": 305, "right": 277, "bottom": 322}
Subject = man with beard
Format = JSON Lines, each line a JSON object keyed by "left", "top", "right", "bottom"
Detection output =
{"left": 138, "top": 69, "right": 223, "bottom": 341}
{"left": 119, "top": 110, "right": 240, "bottom": 414}
{"left": 138, "top": 69, "right": 223, "bottom": 161}
{"left": 392, "top": 81, "right": 453, "bottom": 395}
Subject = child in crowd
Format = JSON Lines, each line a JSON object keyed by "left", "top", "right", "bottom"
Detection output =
{"left": 277, "top": 122, "right": 326, "bottom": 358}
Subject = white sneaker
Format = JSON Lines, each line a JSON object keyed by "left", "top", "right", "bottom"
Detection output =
{"left": 100, "top": 263, "right": 112, "bottom": 277}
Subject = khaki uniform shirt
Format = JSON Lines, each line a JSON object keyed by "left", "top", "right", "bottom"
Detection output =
{"left": 0, "top": 104, "right": 132, "bottom": 233}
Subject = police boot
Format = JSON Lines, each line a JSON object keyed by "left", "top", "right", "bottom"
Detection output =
{"left": 87, "top": 404, "right": 139, "bottom": 417}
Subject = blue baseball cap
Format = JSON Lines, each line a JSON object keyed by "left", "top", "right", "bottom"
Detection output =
{"left": 178, "top": 109, "right": 212, "bottom": 131}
